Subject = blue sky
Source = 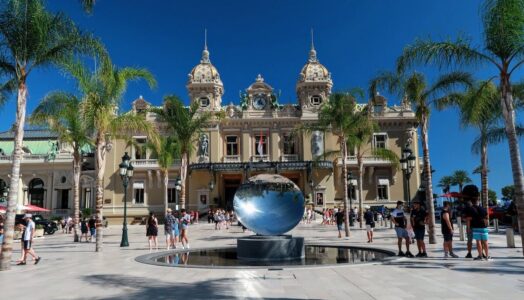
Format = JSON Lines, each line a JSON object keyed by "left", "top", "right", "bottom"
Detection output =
{"left": 0, "top": 0, "right": 522, "bottom": 198}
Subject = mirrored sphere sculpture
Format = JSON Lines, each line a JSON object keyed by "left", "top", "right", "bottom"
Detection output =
{"left": 234, "top": 174, "right": 305, "bottom": 235}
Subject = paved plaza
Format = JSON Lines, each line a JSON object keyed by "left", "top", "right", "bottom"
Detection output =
{"left": 0, "top": 218, "right": 522, "bottom": 300}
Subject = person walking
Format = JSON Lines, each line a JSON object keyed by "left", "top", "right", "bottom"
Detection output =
{"left": 441, "top": 201, "right": 458, "bottom": 258}
{"left": 180, "top": 209, "right": 191, "bottom": 249}
{"left": 80, "top": 217, "right": 89, "bottom": 242}
{"left": 410, "top": 200, "right": 428, "bottom": 257}
{"left": 391, "top": 201, "right": 414, "bottom": 257}
{"left": 164, "top": 208, "right": 176, "bottom": 250}
{"left": 146, "top": 212, "right": 159, "bottom": 251}
{"left": 17, "top": 214, "right": 41, "bottom": 265}
{"left": 364, "top": 206, "right": 375, "bottom": 243}
{"left": 463, "top": 185, "right": 491, "bottom": 261}
{"left": 335, "top": 208, "right": 345, "bottom": 238}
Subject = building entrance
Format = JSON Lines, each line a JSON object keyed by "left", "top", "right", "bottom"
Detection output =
{"left": 223, "top": 177, "right": 241, "bottom": 211}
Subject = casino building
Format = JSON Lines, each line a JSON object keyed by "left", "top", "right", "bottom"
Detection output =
{"left": 0, "top": 42, "right": 421, "bottom": 223}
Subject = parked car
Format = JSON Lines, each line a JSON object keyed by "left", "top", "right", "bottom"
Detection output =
{"left": 490, "top": 206, "right": 512, "bottom": 224}
{"left": 15, "top": 214, "right": 58, "bottom": 235}
{"left": 434, "top": 207, "right": 442, "bottom": 220}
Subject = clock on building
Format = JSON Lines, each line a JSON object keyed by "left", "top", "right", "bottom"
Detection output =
{"left": 253, "top": 94, "right": 267, "bottom": 110}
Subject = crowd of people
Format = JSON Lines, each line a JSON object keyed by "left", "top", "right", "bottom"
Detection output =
{"left": 208, "top": 208, "right": 234, "bottom": 230}
{"left": 145, "top": 208, "right": 194, "bottom": 251}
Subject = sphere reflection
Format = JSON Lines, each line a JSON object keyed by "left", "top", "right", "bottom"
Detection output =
{"left": 233, "top": 174, "right": 305, "bottom": 235}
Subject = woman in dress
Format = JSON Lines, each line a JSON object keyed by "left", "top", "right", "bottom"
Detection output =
{"left": 146, "top": 212, "right": 158, "bottom": 251}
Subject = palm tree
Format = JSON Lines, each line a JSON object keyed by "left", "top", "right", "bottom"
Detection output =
{"left": 0, "top": 0, "right": 103, "bottom": 270}
{"left": 370, "top": 71, "right": 472, "bottom": 244}
{"left": 79, "top": 0, "right": 96, "bottom": 13}
{"left": 396, "top": 0, "right": 524, "bottom": 253}
{"left": 147, "top": 136, "right": 180, "bottom": 213}
{"left": 451, "top": 170, "right": 473, "bottom": 193}
{"left": 438, "top": 176, "right": 454, "bottom": 193}
{"left": 149, "top": 96, "right": 213, "bottom": 209}
{"left": 30, "top": 92, "right": 91, "bottom": 243}
{"left": 65, "top": 56, "right": 157, "bottom": 252}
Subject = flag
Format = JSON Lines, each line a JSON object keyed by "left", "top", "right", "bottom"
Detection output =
{"left": 257, "top": 135, "right": 264, "bottom": 156}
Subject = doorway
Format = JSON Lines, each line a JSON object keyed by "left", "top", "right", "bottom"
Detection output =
{"left": 223, "top": 178, "right": 241, "bottom": 211}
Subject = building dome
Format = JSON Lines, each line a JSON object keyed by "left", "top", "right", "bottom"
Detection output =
{"left": 188, "top": 47, "right": 222, "bottom": 85}
{"left": 299, "top": 48, "right": 331, "bottom": 82}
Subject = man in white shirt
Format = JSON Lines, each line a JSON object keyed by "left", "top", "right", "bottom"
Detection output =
{"left": 17, "top": 214, "right": 41, "bottom": 265}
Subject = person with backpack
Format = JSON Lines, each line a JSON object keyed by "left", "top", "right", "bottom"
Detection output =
{"left": 463, "top": 185, "right": 491, "bottom": 261}
{"left": 410, "top": 200, "right": 428, "bottom": 257}
{"left": 164, "top": 208, "right": 176, "bottom": 250}
{"left": 364, "top": 206, "right": 375, "bottom": 243}
{"left": 80, "top": 218, "right": 89, "bottom": 242}
{"left": 391, "top": 201, "right": 414, "bottom": 257}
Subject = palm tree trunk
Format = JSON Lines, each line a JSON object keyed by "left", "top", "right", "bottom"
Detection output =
{"left": 341, "top": 136, "right": 350, "bottom": 237}
{"left": 421, "top": 116, "right": 436, "bottom": 244}
{"left": 164, "top": 170, "right": 169, "bottom": 213}
{"left": 95, "top": 134, "right": 107, "bottom": 252}
{"left": 357, "top": 151, "right": 364, "bottom": 229}
{"left": 480, "top": 137, "right": 489, "bottom": 212}
{"left": 0, "top": 83, "right": 27, "bottom": 271}
{"left": 179, "top": 152, "right": 188, "bottom": 209}
{"left": 500, "top": 79, "right": 524, "bottom": 255}
{"left": 73, "top": 151, "right": 82, "bottom": 242}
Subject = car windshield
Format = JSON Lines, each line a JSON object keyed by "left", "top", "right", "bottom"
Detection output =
{"left": 33, "top": 216, "right": 42, "bottom": 221}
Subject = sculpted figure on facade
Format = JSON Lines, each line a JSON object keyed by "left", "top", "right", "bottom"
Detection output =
{"left": 199, "top": 134, "right": 209, "bottom": 157}
{"left": 311, "top": 131, "right": 324, "bottom": 157}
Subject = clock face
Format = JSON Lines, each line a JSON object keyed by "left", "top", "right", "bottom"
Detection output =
{"left": 253, "top": 94, "right": 266, "bottom": 110}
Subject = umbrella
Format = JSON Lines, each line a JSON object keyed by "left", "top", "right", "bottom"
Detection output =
{"left": 24, "top": 204, "right": 50, "bottom": 212}
{"left": 440, "top": 192, "right": 462, "bottom": 198}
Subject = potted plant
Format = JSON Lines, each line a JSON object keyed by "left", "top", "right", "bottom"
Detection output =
{"left": 34, "top": 224, "right": 44, "bottom": 237}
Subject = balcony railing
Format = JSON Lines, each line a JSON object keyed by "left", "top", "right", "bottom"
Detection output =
{"left": 281, "top": 154, "right": 299, "bottom": 162}
{"left": 223, "top": 155, "right": 240, "bottom": 162}
{"left": 0, "top": 153, "right": 73, "bottom": 163}
{"left": 251, "top": 155, "right": 270, "bottom": 162}
{"left": 131, "top": 159, "right": 181, "bottom": 168}
{"left": 342, "top": 155, "right": 394, "bottom": 165}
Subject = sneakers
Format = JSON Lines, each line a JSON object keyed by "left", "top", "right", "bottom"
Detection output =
{"left": 465, "top": 252, "right": 472, "bottom": 259}
{"left": 485, "top": 256, "right": 492, "bottom": 261}
{"left": 474, "top": 256, "right": 483, "bottom": 261}
{"left": 405, "top": 252, "right": 415, "bottom": 258}
{"left": 449, "top": 252, "right": 459, "bottom": 258}
{"left": 415, "top": 252, "right": 423, "bottom": 258}
{"left": 186, "top": 244, "right": 190, "bottom": 249}
{"left": 34, "top": 257, "right": 41, "bottom": 265}
{"left": 398, "top": 251, "right": 405, "bottom": 257}
{"left": 444, "top": 252, "right": 449, "bottom": 258}
{"left": 421, "top": 252, "right": 428, "bottom": 258}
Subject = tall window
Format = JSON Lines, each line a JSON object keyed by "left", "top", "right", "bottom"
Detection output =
{"left": 373, "top": 133, "right": 387, "bottom": 149}
{"left": 226, "top": 136, "right": 239, "bottom": 156}
{"left": 28, "top": 178, "right": 45, "bottom": 207}
{"left": 167, "top": 180, "right": 177, "bottom": 203}
{"left": 283, "top": 134, "right": 296, "bottom": 155}
{"left": 311, "top": 95, "right": 322, "bottom": 106}
{"left": 134, "top": 138, "right": 147, "bottom": 159}
{"left": 254, "top": 134, "right": 268, "bottom": 156}
{"left": 60, "top": 190, "right": 69, "bottom": 209}
{"left": 377, "top": 178, "right": 389, "bottom": 200}
{"left": 133, "top": 181, "right": 145, "bottom": 204}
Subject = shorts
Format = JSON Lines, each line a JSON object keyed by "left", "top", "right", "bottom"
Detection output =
{"left": 473, "top": 228, "right": 489, "bottom": 241}
{"left": 0, "top": 234, "right": 3, "bottom": 245}
{"left": 23, "top": 240, "right": 32, "bottom": 250}
{"left": 395, "top": 227, "right": 409, "bottom": 239}
{"left": 164, "top": 229, "right": 174, "bottom": 236}
{"left": 337, "top": 224, "right": 343, "bottom": 231}
{"left": 90, "top": 228, "right": 96, "bottom": 236}
{"left": 366, "top": 225, "right": 374, "bottom": 232}
{"left": 443, "top": 232, "right": 453, "bottom": 242}
{"left": 414, "top": 228, "right": 425, "bottom": 241}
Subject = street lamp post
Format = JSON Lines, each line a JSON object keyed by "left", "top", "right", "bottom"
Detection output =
{"left": 119, "top": 152, "right": 134, "bottom": 247}
{"left": 347, "top": 171, "right": 354, "bottom": 226}
{"left": 400, "top": 144, "right": 416, "bottom": 208}
{"left": 175, "top": 176, "right": 182, "bottom": 210}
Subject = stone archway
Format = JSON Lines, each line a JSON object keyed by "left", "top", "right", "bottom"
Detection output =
{"left": 28, "top": 178, "right": 45, "bottom": 207}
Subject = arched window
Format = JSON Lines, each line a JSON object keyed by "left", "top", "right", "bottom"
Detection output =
{"left": 28, "top": 178, "right": 45, "bottom": 207}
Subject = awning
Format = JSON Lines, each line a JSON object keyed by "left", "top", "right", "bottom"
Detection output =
{"left": 378, "top": 178, "right": 389, "bottom": 185}
{"left": 133, "top": 182, "right": 144, "bottom": 189}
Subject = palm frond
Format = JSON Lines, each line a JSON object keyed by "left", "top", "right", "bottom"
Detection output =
{"left": 371, "top": 148, "right": 399, "bottom": 169}
{"left": 0, "top": 78, "right": 16, "bottom": 108}
{"left": 424, "top": 71, "right": 473, "bottom": 100}
{"left": 79, "top": 0, "right": 95, "bottom": 14}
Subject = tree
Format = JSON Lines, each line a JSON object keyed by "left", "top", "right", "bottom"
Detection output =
{"left": 30, "top": 92, "right": 91, "bottom": 243}
{"left": 66, "top": 56, "right": 157, "bottom": 252}
{"left": 438, "top": 176, "right": 454, "bottom": 193}
{"left": 0, "top": 0, "right": 103, "bottom": 270}
{"left": 370, "top": 71, "right": 472, "bottom": 244}
{"left": 149, "top": 96, "right": 213, "bottom": 210}
{"left": 147, "top": 136, "right": 180, "bottom": 213}
{"left": 488, "top": 189, "right": 497, "bottom": 205}
{"left": 396, "top": 0, "right": 524, "bottom": 254}
{"left": 79, "top": 0, "right": 95, "bottom": 13}
{"left": 502, "top": 185, "right": 515, "bottom": 201}
{"left": 451, "top": 170, "right": 473, "bottom": 193}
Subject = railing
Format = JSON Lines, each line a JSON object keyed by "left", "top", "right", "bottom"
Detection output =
{"left": 223, "top": 155, "right": 240, "bottom": 162}
{"left": 131, "top": 159, "right": 181, "bottom": 168}
{"left": 0, "top": 153, "right": 73, "bottom": 163}
{"left": 281, "top": 154, "right": 299, "bottom": 162}
{"left": 343, "top": 155, "right": 394, "bottom": 165}
{"left": 251, "top": 155, "right": 270, "bottom": 162}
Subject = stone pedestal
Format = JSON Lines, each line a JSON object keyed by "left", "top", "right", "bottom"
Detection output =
{"left": 237, "top": 235, "right": 305, "bottom": 261}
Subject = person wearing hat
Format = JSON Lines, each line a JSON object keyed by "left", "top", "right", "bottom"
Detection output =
{"left": 17, "top": 214, "right": 41, "bottom": 265}
{"left": 410, "top": 200, "right": 428, "bottom": 257}
{"left": 164, "top": 208, "right": 176, "bottom": 250}
{"left": 462, "top": 184, "right": 491, "bottom": 260}
{"left": 363, "top": 206, "right": 375, "bottom": 243}
{"left": 391, "top": 200, "right": 414, "bottom": 257}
